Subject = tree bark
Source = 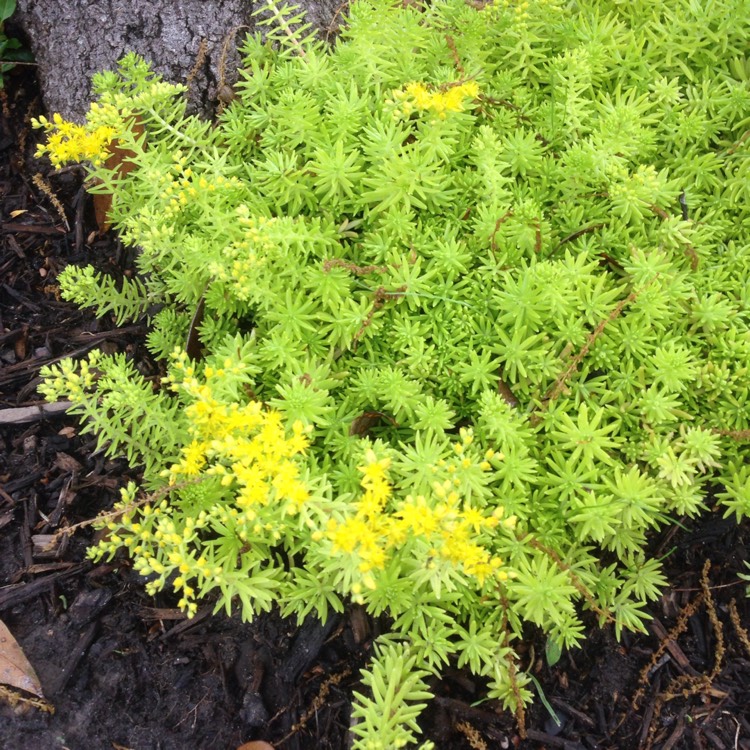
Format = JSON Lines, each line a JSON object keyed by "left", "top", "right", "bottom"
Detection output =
{"left": 15, "top": 0, "right": 343, "bottom": 121}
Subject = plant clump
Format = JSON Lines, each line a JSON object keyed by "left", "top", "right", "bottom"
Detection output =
{"left": 37, "top": 0, "right": 750, "bottom": 746}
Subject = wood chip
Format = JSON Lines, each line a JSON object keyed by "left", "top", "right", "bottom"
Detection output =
{"left": 0, "top": 401, "right": 72, "bottom": 425}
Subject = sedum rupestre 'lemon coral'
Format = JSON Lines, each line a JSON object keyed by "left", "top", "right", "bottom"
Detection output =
{"left": 37, "top": 0, "right": 750, "bottom": 746}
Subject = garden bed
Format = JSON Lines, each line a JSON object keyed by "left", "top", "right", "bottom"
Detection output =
{"left": 2, "top": 58, "right": 750, "bottom": 750}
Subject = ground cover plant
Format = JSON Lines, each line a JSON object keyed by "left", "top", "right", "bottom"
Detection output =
{"left": 34, "top": 0, "right": 750, "bottom": 746}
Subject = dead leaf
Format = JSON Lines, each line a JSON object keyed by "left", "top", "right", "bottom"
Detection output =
{"left": 9, "top": 209, "right": 27, "bottom": 218}
{"left": 497, "top": 378, "right": 519, "bottom": 408}
{"left": 237, "top": 742, "right": 275, "bottom": 750}
{"left": 349, "top": 604, "right": 370, "bottom": 646}
{"left": 13, "top": 328, "right": 28, "bottom": 361}
{"left": 94, "top": 120, "right": 145, "bottom": 233}
{"left": 57, "top": 426, "right": 77, "bottom": 438}
{"left": 349, "top": 410, "right": 399, "bottom": 437}
{"left": 0, "top": 619, "right": 44, "bottom": 698}
{"left": 53, "top": 451, "right": 83, "bottom": 474}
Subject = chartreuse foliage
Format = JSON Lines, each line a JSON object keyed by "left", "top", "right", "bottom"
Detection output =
{"left": 36, "top": 0, "right": 750, "bottom": 745}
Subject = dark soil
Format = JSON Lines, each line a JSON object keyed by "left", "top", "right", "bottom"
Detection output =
{"left": 2, "top": 67, "right": 750, "bottom": 750}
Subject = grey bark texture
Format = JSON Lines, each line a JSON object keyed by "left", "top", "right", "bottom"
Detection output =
{"left": 15, "top": 0, "right": 343, "bottom": 122}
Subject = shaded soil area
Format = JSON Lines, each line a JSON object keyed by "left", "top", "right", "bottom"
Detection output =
{"left": 2, "top": 68, "right": 750, "bottom": 750}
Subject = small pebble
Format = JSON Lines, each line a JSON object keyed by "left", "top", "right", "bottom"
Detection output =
{"left": 240, "top": 692, "right": 269, "bottom": 728}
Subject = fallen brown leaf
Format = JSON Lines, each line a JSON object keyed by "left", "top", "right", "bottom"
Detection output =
{"left": 0, "top": 619, "right": 45, "bottom": 698}
{"left": 94, "top": 121, "right": 145, "bottom": 233}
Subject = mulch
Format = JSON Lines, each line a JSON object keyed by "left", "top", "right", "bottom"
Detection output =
{"left": 2, "top": 66, "right": 750, "bottom": 750}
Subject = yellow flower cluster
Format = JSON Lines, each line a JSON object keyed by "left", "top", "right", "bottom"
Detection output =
{"left": 86, "top": 100, "right": 127, "bottom": 131}
{"left": 327, "top": 430, "right": 514, "bottom": 593}
{"left": 166, "top": 349, "right": 311, "bottom": 518}
{"left": 39, "top": 349, "right": 101, "bottom": 401}
{"left": 208, "top": 207, "right": 275, "bottom": 301}
{"left": 396, "top": 488, "right": 508, "bottom": 586}
{"left": 487, "top": 0, "right": 562, "bottom": 25}
{"left": 608, "top": 165, "right": 666, "bottom": 222}
{"left": 92, "top": 350, "right": 315, "bottom": 617}
{"left": 32, "top": 113, "right": 116, "bottom": 168}
{"left": 106, "top": 489, "right": 218, "bottom": 617}
{"left": 98, "top": 479, "right": 232, "bottom": 617}
{"left": 390, "top": 80, "right": 480, "bottom": 119}
{"left": 327, "top": 449, "right": 393, "bottom": 582}
{"left": 495, "top": 0, "right": 531, "bottom": 20}
{"left": 160, "top": 151, "right": 244, "bottom": 220}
